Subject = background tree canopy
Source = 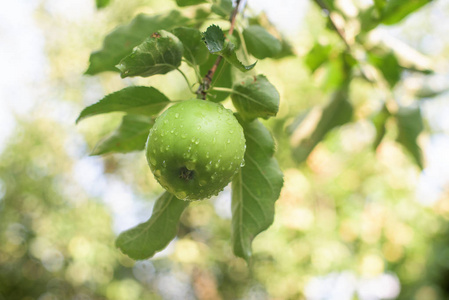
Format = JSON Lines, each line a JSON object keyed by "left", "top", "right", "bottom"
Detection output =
{"left": 1, "top": 0, "right": 449, "bottom": 299}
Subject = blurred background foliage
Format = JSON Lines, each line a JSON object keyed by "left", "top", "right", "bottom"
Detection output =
{"left": 1, "top": 0, "right": 449, "bottom": 299}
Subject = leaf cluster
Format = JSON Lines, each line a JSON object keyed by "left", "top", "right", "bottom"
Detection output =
{"left": 289, "top": 0, "right": 436, "bottom": 168}
{"left": 78, "top": 0, "right": 290, "bottom": 261}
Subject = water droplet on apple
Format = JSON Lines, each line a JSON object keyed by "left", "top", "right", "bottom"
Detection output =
{"left": 206, "top": 152, "right": 210, "bottom": 158}
{"left": 175, "top": 113, "right": 179, "bottom": 118}
{"left": 199, "top": 180, "right": 207, "bottom": 186}
{"left": 154, "top": 169, "right": 161, "bottom": 177}
{"left": 164, "top": 120, "right": 168, "bottom": 124}
{"left": 227, "top": 139, "right": 231, "bottom": 144}
{"left": 185, "top": 161, "right": 195, "bottom": 170}
{"left": 181, "top": 134, "right": 187, "bottom": 138}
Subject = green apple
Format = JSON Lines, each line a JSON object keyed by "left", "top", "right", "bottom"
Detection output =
{"left": 146, "top": 99, "right": 246, "bottom": 200}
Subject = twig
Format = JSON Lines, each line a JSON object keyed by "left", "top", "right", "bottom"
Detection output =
{"left": 313, "top": 0, "right": 398, "bottom": 113}
{"left": 313, "top": 0, "right": 350, "bottom": 50}
{"left": 197, "top": 0, "right": 242, "bottom": 100}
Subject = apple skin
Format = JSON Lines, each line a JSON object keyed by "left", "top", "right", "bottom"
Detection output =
{"left": 146, "top": 99, "right": 246, "bottom": 200}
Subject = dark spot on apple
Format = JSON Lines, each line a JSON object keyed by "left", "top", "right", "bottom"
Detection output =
{"left": 179, "top": 167, "right": 194, "bottom": 181}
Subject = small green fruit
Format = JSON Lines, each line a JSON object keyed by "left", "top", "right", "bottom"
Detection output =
{"left": 146, "top": 99, "right": 246, "bottom": 200}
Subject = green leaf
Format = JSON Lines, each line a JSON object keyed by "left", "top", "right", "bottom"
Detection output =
{"left": 220, "top": 42, "right": 257, "bottom": 72}
{"left": 117, "top": 30, "right": 183, "bottom": 78}
{"left": 368, "top": 51, "right": 402, "bottom": 87}
{"left": 172, "top": 27, "right": 209, "bottom": 66}
{"left": 381, "top": 0, "right": 432, "bottom": 25}
{"left": 242, "top": 25, "right": 282, "bottom": 59}
{"left": 273, "top": 37, "right": 295, "bottom": 59}
{"left": 76, "top": 86, "right": 170, "bottom": 123}
{"left": 415, "top": 86, "right": 449, "bottom": 99}
{"left": 231, "top": 75, "right": 280, "bottom": 121}
{"left": 175, "top": 0, "right": 207, "bottom": 7}
{"left": 322, "top": 56, "right": 347, "bottom": 90}
{"left": 232, "top": 117, "right": 283, "bottom": 261}
{"left": 359, "top": 6, "right": 381, "bottom": 33}
{"left": 199, "top": 55, "right": 232, "bottom": 102}
{"left": 246, "top": 13, "right": 294, "bottom": 59}
{"left": 304, "top": 42, "right": 333, "bottom": 73}
{"left": 211, "top": 0, "right": 233, "bottom": 17}
{"left": 92, "top": 115, "right": 153, "bottom": 155}
{"left": 291, "top": 85, "right": 353, "bottom": 163}
{"left": 374, "top": 0, "right": 387, "bottom": 12}
{"left": 203, "top": 25, "right": 256, "bottom": 72}
{"left": 86, "top": 11, "right": 188, "bottom": 75}
{"left": 96, "top": 0, "right": 111, "bottom": 9}
{"left": 395, "top": 106, "right": 424, "bottom": 168}
{"left": 372, "top": 104, "right": 390, "bottom": 149}
{"left": 116, "top": 192, "right": 189, "bottom": 260}
{"left": 203, "top": 25, "right": 226, "bottom": 53}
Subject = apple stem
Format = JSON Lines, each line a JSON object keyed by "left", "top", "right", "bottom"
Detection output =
{"left": 196, "top": 0, "right": 242, "bottom": 100}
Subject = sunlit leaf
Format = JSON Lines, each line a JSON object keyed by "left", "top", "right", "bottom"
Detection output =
{"left": 232, "top": 117, "right": 283, "bottom": 261}
{"left": 368, "top": 51, "right": 402, "bottom": 87}
{"left": 395, "top": 106, "right": 424, "bottom": 168}
{"left": 85, "top": 11, "right": 188, "bottom": 75}
{"left": 116, "top": 192, "right": 189, "bottom": 260}
{"left": 96, "top": 0, "right": 111, "bottom": 9}
{"left": 175, "top": 0, "right": 207, "bottom": 7}
{"left": 374, "top": 0, "right": 387, "bottom": 12}
{"left": 117, "top": 30, "right": 183, "bottom": 78}
{"left": 372, "top": 104, "right": 390, "bottom": 149}
{"left": 322, "top": 56, "right": 347, "bottom": 90}
{"left": 359, "top": 6, "right": 381, "bottom": 33}
{"left": 231, "top": 75, "right": 279, "bottom": 121}
{"left": 291, "top": 84, "right": 353, "bottom": 163}
{"left": 305, "top": 42, "right": 333, "bottom": 73}
{"left": 92, "top": 115, "right": 153, "bottom": 155}
{"left": 172, "top": 27, "right": 209, "bottom": 65}
{"left": 242, "top": 25, "right": 282, "bottom": 59}
{"left": 381, "top": 0, "right": 432, "bottom": 25}
{"left": 76, "top": 86, "right": 170, "bottom": 123}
